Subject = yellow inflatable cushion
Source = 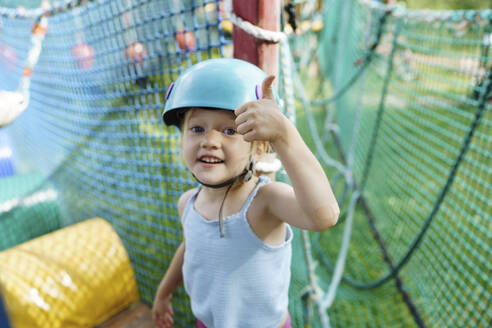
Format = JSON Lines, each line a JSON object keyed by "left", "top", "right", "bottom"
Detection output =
{"left": 0, "top": 218, "right": 139, "bottom": 328}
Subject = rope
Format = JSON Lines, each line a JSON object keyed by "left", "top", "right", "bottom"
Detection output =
{"left": 222, "top": 0, "right": 287, "bottom": 43}
{"left": 310, "top": 8, "right": 391, "bottom": 107}
{"left": 300, "top": 229, "right": 328, "bottom": 328}
{"left": 358, "top": 16, "right": 401, "bottom": 192}
{"left": 0, "top": 0, "right": 97, "bottom": 19}
{"left": 19, "top": 16, "right": 48, "bottom": 96}
{"left": 358, "top": 0, "right": 492, "bottom": 22}
{"left": 280, "top": 38, "right": 297, "bottom": 122}
{"left": 320, "top": 0, "right": 352, "bottom": 140}
{"left": 321, "top": 191, "right": 359, "bottom": 317}
{"left": 292, "top": 68, "right": 350, "bottom": 177}
{"left": 0, "top": 15, "right": 47, "bottom": 127}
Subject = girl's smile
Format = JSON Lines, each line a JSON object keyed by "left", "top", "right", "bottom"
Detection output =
{"left": 198, "top": 154, "right": 224, "bottom": 167}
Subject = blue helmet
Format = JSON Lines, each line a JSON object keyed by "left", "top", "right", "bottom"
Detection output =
{"left": 162, "top": 58, "right": 272, "bottom": 126}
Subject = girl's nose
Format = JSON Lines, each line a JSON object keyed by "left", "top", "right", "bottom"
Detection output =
{"left": 200, "top": 129, "right": 221, "bottom": 149}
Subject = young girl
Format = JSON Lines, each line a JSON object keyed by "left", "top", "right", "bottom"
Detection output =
{"left": 152, "top": 58, "right": 339, "bottom": 328}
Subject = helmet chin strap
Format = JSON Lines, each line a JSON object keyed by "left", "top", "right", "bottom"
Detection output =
{"left": 193, "top": 174, "right": 243, "bottom": 189}
{"left": 193, "top": 158, "right": 256, "bottom": 237}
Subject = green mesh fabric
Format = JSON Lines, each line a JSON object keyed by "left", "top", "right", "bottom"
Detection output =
{"left": 0, "top": 0, "right": 490, "bottom": 327}
{"left": 287, "top": 1, "right": 491, "bottom": 327}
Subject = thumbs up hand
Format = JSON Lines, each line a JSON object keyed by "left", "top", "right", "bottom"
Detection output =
{"left": 235, "top": 75, "right": 288, "bottom": 144}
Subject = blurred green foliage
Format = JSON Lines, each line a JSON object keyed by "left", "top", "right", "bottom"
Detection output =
{"left": 400, "top": 0, "right": 490, "bottom": 10}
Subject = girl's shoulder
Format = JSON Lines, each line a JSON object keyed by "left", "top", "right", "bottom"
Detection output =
{"left": 252, "top": 180, "right": 294, "bottom": 216}
{"left": 257, "top": 180, "right": 293, "bottom": 200}
{"left": 178, "top": 188, "right": 198, "bottom": 218}
{"left": 252, "top": 179, "right": 298, "bottom": 223}
{"left": 246, "top": 180, "right": 292, "bottom": 245}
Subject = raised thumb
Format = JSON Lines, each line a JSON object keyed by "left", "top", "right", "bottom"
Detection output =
{"left": 261, "top": 75, "right": 275, "bottom": 100}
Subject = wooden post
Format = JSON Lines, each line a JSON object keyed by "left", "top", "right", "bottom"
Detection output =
{"left": 232, "top": 0, "right": 280, "bottom": 78}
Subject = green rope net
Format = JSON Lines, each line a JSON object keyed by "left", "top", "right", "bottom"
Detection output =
{"left": 0, "top": 0, "right": 490, "bottom": 327}
{"left": 287, "top": 1, "right": 491, "bottom": 327}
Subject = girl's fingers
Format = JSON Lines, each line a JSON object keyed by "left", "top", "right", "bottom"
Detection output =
{"left": 234, "top": 103, "right": 246, "bottom": 116}
{"left": 242, "top": 129, "right": 257, "bottom": 142}
{"left": 234, "top": 112, "right": 248, "bottom": 127}
{"left": 152, "top": 313, "right": 161, "bottom": 325}
{"left": 235, "top": 103, "right": 258, "bottom": 124}
{"left": 236, "top": 120, "right": 255, "bottom": 135}
{"left": 154, "top": 317, "right": 165, "bottom": 328}
{"left": 234, "top": 100, "right": 255, "bottom": 116}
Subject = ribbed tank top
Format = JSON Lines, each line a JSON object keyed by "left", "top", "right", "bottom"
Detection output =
{"left": 181, "top": 176, "right": 293, "bottom": 328}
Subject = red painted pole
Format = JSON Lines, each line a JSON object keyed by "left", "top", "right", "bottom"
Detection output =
{"left": 258, "top": 0, "right": 280, "bottom": 78}
{"left": 232, "top": 0, "right": 280, "bottom": 79}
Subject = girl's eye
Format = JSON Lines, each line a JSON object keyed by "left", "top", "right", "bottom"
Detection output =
{"left": 224, "top": 128, "right": 236, "bottom": 135}
{"left": 190, "top": 126, "right": 204, "bottom": 133}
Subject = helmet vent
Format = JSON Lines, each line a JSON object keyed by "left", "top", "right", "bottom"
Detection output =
{"left": 255, "top": 84, "right": 262, "bottom": 100}
{"left": 165, "top": 82, "right": 175, "bottom": 100}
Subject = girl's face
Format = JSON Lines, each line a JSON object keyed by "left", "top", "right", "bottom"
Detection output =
{"left": 181, "top": 108, "right": 252, "bottom": 186}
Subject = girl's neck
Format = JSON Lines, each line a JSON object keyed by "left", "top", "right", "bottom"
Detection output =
{"left": 197, "top": 176, "right": 258, "bottom": 206}
{"left": 199, "top": 176, "right": 258, "bottom": 201}
{"left": 194, "top": 176, "right": 259, "bottom": 223}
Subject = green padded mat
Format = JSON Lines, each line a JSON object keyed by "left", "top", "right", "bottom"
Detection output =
{"left": 0, "top": 173, "right": 62, "bottom": 251}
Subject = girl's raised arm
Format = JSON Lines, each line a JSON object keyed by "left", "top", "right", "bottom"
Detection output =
{"left": 235, "top": 76, "right": 339, "bottom": 231}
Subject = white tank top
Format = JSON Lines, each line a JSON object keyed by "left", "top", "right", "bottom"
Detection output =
{"left": 181, "top": 176, "right": 293, "bottom": 328}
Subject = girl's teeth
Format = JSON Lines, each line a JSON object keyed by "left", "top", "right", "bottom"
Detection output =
{"left": 202, "top": 157, "right": 221, "bottom": 163}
